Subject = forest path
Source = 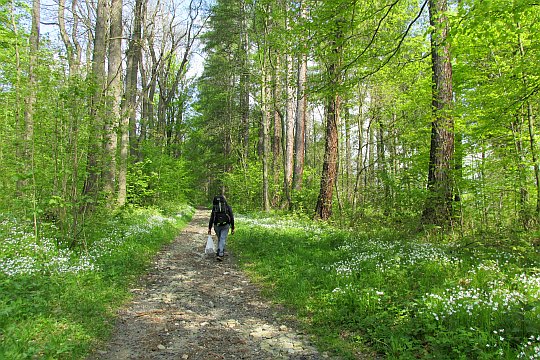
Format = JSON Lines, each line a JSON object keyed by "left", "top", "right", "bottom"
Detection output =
{"left": 88, "top": 209, "right": 329, "bottom": 360}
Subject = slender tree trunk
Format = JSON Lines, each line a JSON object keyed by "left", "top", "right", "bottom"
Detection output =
{"left": 128, "top": 0, "right": 144, "bottom": 159}
{"left": 293, "top": 2, "right": 308, "bottom": 193}
{"left": 511, "top": 115, "right": 529, "bottom": 225}
{"left": 422, "top": 0, "right": 455, "bottom": 227}
{"left": 272, "top": 53, "right": 283, "bottom": 205}
{"left": 353, "top": 85, "right": 366, "bottom": 212}
{"left": 284, "top": 64, "right": 295, "bottom": 205}
{"left": 103, "top": 0, "right": 123, "bottom": 203}
{"left": 281, "top": 0, "right": 295, "bottom": 208}
{"left": 240, "top": 0, "right": 250, "bottom": 161}
{"left": 23, "top": 0, "right": 40, "bottom": 235}
{"left": 315, "top": 22, "right": 342, "bottom": 220}
{"left": 315, "top": 87, "right": 340, "bottom": 220}
{"left": 58, "top": 0, "right": 76, "bottom": 75}
{"left": 83, "top": 0, "right": 108, "bottom": 201}
{"left": 118, "top": 0, "right": 142, "bottom": 206}
{"left": 23, "top": 0, "right": 39, "bottom": 182}
{"left": 262, "top": 51, "right": 271, "bottom": 212}
{"left": 293, "top": 52, "right": 307, "bottom": 193}
{"left": 71, "top": 0, "right": 82, "bottom": 74}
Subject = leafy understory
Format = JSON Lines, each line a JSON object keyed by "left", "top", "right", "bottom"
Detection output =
{"left": 231, "top": 214, "right": 540, "bottom": 359}
{"left": 0, "top": 205, "right": 194, "bottom": 359}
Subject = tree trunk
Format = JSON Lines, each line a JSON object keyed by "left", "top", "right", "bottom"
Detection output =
{"left": 22, "top": 0, "right": 40, "bottom": 235}
{"left": 83, "top": 0, "right": 108, "bottom": 201}
{"left": 128, "top": 0, "right": 145, "bottom": 159}
{"left": 293, "top": 52, "right": 307, "bottom": 193}
{"left": 240, "top": 0, "right": 250, "bottom": 161}
{"left": 292, "top": 2, "right": 308, "bottom": 194}
{"left": 103, "top": 0, "right": 123, "bottom": 202}
{"left": 118, "top": 0, "right": 142, "bottom": 206}
{"left": 262, "top": 50, "right": 271, "bottom": 212}
{"left": 22, "top": 0, "right": 39, "bottom": 191}
{"left": 58, "top": 0, "right": 76, "bottom": 76}
{"left": 315, "top": 86, "right": 340, "bottom": 220}
{"left": 422, "top": 0, "right": 455, "bottom": 227}
{"left": 315, "top": 21, "right": 342, "bottom": 220}
{"left": 272, "top": 53, "right": 283, "bottom": 205}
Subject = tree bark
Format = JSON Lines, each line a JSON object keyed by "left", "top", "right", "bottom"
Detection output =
{"left": 103, "top": 0, "right": 123, "bottom": 202}
{"left": 83, "top": 0, "right": 108, "bottom": 201}
{"left": 315, "top": 85, "right": 340, "bottom": 220}
{"left": 22, "top": 0, "right": 40, "bottom": 191}
{"left": 281, "top": 0, "right": 296, "bottom": 208}
{"left": 315, "top": 21, "right": 342, "bottom": 220}
{"left": 422, "top": 0, "right": 455, "bottom": 227}
{"left": 293, "top": 52, "right": 307, "bottom": 193}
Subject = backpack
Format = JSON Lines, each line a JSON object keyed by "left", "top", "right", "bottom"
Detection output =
{"left": 213, "top": 195, "right": 230, "bottom": 225}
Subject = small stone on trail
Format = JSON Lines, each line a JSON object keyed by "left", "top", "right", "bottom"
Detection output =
{"left": 157, "top": 344, "right": 166, "bottom": 350}
{"left": 182, "top": 355, "right": 189, "bottom": 359}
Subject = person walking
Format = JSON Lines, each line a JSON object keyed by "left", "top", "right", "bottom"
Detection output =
{"left": 208, "top": 195, "right": 235, "bottom": 261}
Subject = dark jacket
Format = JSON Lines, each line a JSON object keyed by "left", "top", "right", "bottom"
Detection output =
{"left": 208, "top": 204, "right": 234, "bottom": 230}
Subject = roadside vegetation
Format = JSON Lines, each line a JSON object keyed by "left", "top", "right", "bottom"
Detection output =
{"left": 231, "top": 214, "right": 540, "bottom": 359}
{"left": 0, "top": 204, "right": 193, "bottom": 359}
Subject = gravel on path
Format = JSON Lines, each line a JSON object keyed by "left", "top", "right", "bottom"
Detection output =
{"left": 87, "top": 209, "right": 332, "bottom": 360}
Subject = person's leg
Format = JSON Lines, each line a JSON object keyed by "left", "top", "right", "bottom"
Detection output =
{"left": 216, "top": 224, "right": 230, "bottom": 257}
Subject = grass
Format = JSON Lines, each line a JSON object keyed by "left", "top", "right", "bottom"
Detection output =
{"left": 229, "top": 213, "right": 540, "bottom": 359}
{"left": 0, "top": 204, "right": 194, "bottom": 359}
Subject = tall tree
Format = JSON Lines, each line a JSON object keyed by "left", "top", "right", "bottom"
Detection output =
{"left": 315, "top": 17, "right": 343, "bottom": 220}
{"left": 292, "top": 0, "right": 308, "bottom": 193}
{"left": 283, "top": 0, "right": 295, "bottom": 208}
{"left": 118, "top": 0, "right": 144, "bottom": 206}
{"left": 83, "top": 0, "right": 108, "bottom": 202}
{"left": 422, "top": 0, "right": 454, "bottom": 226}
{"left": 103, "top": 0, "right": 123, "bottom": 201}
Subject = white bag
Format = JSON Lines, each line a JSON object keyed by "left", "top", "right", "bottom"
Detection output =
{"left": 205, "top": 235, "right": 215, "bottom": 254}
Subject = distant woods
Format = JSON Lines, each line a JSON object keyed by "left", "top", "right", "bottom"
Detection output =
{"left": 0, "top": 0, "right": 539, "bottom": 235}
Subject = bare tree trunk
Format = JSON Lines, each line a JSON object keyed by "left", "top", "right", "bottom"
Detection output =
{"left": 315, "top": 21, "right": 342, "bottom": 220}
{"left": 315, "top": 88, "right": 340, "bottom": 220}
{"left": 284, "top": 63, "right": 295, "bottom": 205}
{"left": 129, "top": 0, "right": 145, "bottom": 158}
{"left": 118, "top": 0, "right": 143, "bottom": 206}
{"left": 272, "top": 53, "right": 283, "bottom": 205}
{"left": 422, "top": 0, "right": 455, "bottom": 227}
{"left": 292, "top": 2, "right": 308, "bottom": 194}
{"left": 240, "top": 0, "right": 250, "bottom": 161}
{"left": 293, "top": 52, "right": 307, "bottom": 193}
{"left": 262, "top": 52, "right": 271, "bottom": 212}
{"left": 103, "top": 0, "right": 123, "bottom": 202}
{"left": 83, "top": 0, "right": 108, "bottom": 201}
{"left": 23, "top": 0, "right": 40, "bottom": 234}
{"left": 24, "top": 0, "right": 39, "bottom": 179}
{"left": 58, "top": 0, "right": 76, "bottom": 75}
{"left": 280, "top": 0, "right": 295, "bottom": 208}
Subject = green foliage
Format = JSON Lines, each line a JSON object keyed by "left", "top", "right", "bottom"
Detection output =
{"left": 0, "top": 204, "right": 194, "bottom": 359}
{"left": 231, "top": 213, "right": 540, "bottom": 359}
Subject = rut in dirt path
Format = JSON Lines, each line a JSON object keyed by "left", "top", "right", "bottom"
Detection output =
{"left": 88, "top": 209, "right": 332, "bottom": 360}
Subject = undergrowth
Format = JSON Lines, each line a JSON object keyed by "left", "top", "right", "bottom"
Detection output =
{"left": 0, "top": 204, "right": 194, "bottom": 359}
{"left": 229, "top": 213, "right": 540, "bottom": 359}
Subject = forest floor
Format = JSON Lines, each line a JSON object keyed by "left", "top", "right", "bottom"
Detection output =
{"left": 87, "top": 209, "right": 332, "bottom": 360}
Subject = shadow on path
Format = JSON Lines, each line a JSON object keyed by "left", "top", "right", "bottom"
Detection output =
{"left": 87, "top": 210, "right": 329, "bottom": 360}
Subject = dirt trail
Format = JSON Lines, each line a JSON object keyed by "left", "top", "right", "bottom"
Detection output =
{"left": 88, "top": 209, "right": 330, "bottom": 360}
